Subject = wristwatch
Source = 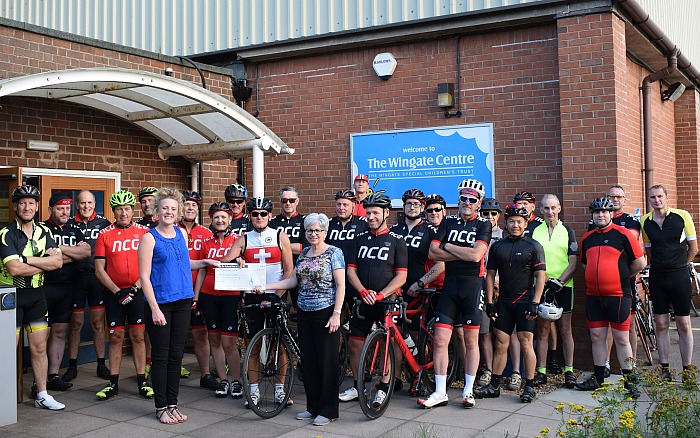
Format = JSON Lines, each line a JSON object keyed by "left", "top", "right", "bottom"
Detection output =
{"left": 439, "top": 242, "right": 447, "bottom": 251}
{"left": 417, "top": 279, "right": 425, "bottom": 288}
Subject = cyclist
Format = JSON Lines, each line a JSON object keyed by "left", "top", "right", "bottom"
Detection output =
{"left": 136, "top": 186, "right": 159, "bottom": 229}
{"left": 425, "top": 194, "right": 447, "bottom": 229}
{"left": 1, "top": 185, "right": 65, "bottom": 410}
{"left": 352, "top": 174, "right": 370, "bottom": 217}
{"left": 531, "top": 194, "right": 578, "bottom": 388}
{"left": 94, "top": 190, "right": 153, "bottom": 400}
{"left": 224, "top": 183, "right": 252, "bottom": 236}
{"left": 474, "top": 204, "right": 546, "bottom": 403}
{"left": 419, "top": 179, "right": 491, "bottom": 409}
{"left": 41, "top": 192, "right": 90, "bottom": 393}
{"left": 577, "top": 197, "right": 645, "bottom": 396}
{"left": 512, "top": 191, "right": 544, "bottom": 237}
{"left": 270, "top": 186, "right": 308, "bottom": 310}
{"left": 194, "top": 202, "right": 244, "bottom": 400}
{"left": 641, "top": 185, "right": 697, "bottom": 380}
{"left": 64, "top": 190, "right": 111, "bottom": 382}
{"left": 587, "top": 185, "right": 641, "bottom": 376}
{"left": 390, "top": 189, "right": 444, "bottom": 392}
{"left": 339, "top": 191, "right": 408, "bottom": 406}
{"left": 177, "top": 190, "right": 219, "bottom": 390}
{"left": 221, "top": 197, "right": 294, "bottom": 407}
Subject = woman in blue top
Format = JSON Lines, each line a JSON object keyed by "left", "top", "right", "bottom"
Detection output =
{"left": 264, "top": 213, "right": 345, "bottom": 426}
{"left": 138, "top": 188, "right": 219, "bottom": 424}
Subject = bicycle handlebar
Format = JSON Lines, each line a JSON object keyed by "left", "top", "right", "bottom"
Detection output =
{"left": 240, "top": 301, "right": 291, "bottom": 311}
{"left": 352, "top": 297, "right": 411, "bottom": 324}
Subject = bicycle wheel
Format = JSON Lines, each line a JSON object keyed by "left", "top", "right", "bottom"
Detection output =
{"left": 635, "top": 313, "right": 653, "bottom": 366}
{"left": 337, "top": 327, "right": 349, "bottom": 388}
{"left": 288, "top": 327, "right": 303, "bottom": 383}
{"left": 645, "top": 299, "right": 657, "bottom": 350}
{"left": 357, "top": 329, "right": 395, "bottom": 420}
{"left": 418, "top": 318, "right": 459, "bottom": 394}
{"left": 689, "top": 267, "right": 700, "bottom": 317}
{"left": 242, "top": 328, "right": 294, "bottom": 419}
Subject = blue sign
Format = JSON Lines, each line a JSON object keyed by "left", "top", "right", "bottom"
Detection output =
{"left": 350, "top": 124, "right": 494, "bottom": 207}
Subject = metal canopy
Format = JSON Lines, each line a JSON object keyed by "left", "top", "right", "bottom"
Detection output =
{"left": 0, "top": 68, "right": 294, "bottom": 162}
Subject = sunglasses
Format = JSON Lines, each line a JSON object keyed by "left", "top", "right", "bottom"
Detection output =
{"left": 459, "top": 195, "right": 479, "bottom": 204}
{"left": 425, "top": 207, "right": 443, "bottom": 214}
{"left": 607, "top": 195, "right": 624, "bottom": 200}
{"left": 229, "top": 199, "right": 245, "bottom": 205}
{"left": 481, "top": 211, "right": 499, "bottom": 217}
{"left": 305, "top": 229, "right": 325, "bottom": 235}
{"left": 29, "top": 239, "right": 39, "bottom": 256}
{"left": 280, "top": 198, "right": 297, "bottom": 204}
{"left": 250, "top": 211, "right": 269, "bottom": 218}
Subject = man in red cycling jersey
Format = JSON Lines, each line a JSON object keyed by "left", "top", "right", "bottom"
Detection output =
{"left": 577, "top": 198, "right": 645, "bottom": 396}
{"left": 94, "top": 190, "right": 152, "bottom": 400}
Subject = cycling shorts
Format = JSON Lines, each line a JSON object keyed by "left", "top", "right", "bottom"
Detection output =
{"left": 72, "top": 273, "right": 106, "bottom": 311}
{"left": 585, "top": 295, "right": 631, "bottom": 331}
{"left": 44, "top": 284, "right": 73, "bottom": 325}
{"left": 649, "top": 268, "right": 692, "bottom": 317}
{"left": 199, "top": 292, "right": 240, "bottom": 336}
{"left": 434, "top": 275, "right": 484, "bottom": 330}
{"left": 349, "top": 298, "right": 400, "bottom": 340}
{"left": 16, "top": 287, "right": 49, "bottom": 334}
{"left": 105, "top": 288, "right": 145, "bottom": 332}
{"left": 240, "top": 293, "right": 284, "bottom": 339}
{"left": 493, "top": 301, "right": 536, "bottom": 334}
{"left": 190, "top": 305, "right": 206, "bottom": 330}
{"left": 551, "top": 286, "right": 574, "bottom": 313}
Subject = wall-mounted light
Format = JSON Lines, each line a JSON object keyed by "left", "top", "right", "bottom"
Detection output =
{"left": 661, "top": 82, "right": 686, "bottom": 102}
{"left": 27, "top": 140, "right": 59, "bottom": 152}
{"left": 437, "top": 83, "right": 462, "bottom": 118}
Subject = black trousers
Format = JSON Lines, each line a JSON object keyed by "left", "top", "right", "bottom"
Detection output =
{"left": 298, "top": 306, "right": 340, "bottom": 419}
{"left": 145, "top": 298, "right": 191, "bottom": 408}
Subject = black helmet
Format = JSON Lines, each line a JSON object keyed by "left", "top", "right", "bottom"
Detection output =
{"left": 12, "top": 185, "right": 40, "bottom": 202}
{"left": 208, "top": 202, "right": 233, "bottom": 217}
{"left": 335, "top": 189, "right": 357, "bottom": 202}
{"left": 481, "top": 198, "right": 501, "bottom": 212}
{"left": 589, "top": 197, "right": 614, "bottom": 213}
{"left": 138, "top": 186, "right": 159, "bottom": 201}
{"left": 513, "top": 191, "right": 536, "bottom": 203}
{"left": 401, "top": 189, "right": 426, "bottom": 204}
{"left": 504, "top": 204, "right": 529, "bottom": 219}
{"left": 225, "top": 183, "right": 248, "bottom": 201}
{"left": 182, "top": 190, "right": 202, "bottom": 205}
{"left": 425, "top": 194, "right": 446, "bottom": 207}
{"left": 363, "top": 191, "right": 392, "bottom": 209}
{"left": 246, "top": 197, "right": 273, "bottom": 213}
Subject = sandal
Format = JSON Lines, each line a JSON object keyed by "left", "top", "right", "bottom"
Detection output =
{"left": 168, "top": 405, "right": 188, "bottom": 422}
{"left": 156, "top": 407, "right": 177, "bottom": 424}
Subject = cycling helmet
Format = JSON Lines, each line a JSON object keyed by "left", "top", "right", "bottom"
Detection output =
{"left": 589, "top": 197, "right": 615, "bottom": 213}
{"left": 401, "top": 189, "right": 426, "bottom": 204}
{"left": 335, "top": 189, "right": 357, "bottom": 202}
{"left": 225, "top": 183, "right": 248, "bottom": 200}
{"left": 481, "top": 198, "right": 501, "bottom": 212}
{"left": 138, "top": 186, "right": 159, "bottom": 201}
{"left": 11, "top": 185, "right": 41, "bottom": 202}
{"left": 363, "top": 191, "right": 392, "bottom": 209}
{"left": 110, "top": 190, "right": 137, "bottom": 208}
{"left": 208, "top": 202, "right": 233, "bottom": 217}
{"left": 425, "top": 193, "right": 447, "bottom": 207}
{"left": 513, "top": 191, "right": 536, "bottom": 203}
{"left": 538, "top": 301, "right": 563, "bottom": 321}
{"left": 457, "top": 179, "right": 485, "bottom": 199}
{"left": 504, "top": 204, "right": 529, "bottom": 219}
{"left": 246, "top": 197, "right": 273, "bottom": 213}
{"left": 182, "top": 190, "right": 202, "bottom": 205}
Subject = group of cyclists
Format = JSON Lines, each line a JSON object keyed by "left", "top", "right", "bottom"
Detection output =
{"left": 1, "top": 174, "right": 695, "bottom": 419}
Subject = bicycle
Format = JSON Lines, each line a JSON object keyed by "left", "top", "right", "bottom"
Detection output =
{"left": 688, "top": 262, "right": 700, "bottom": 317}
{"left": 354, "top": 289, "right": 459, "bottom": 420}
{"left": 635, "top": 269, "right": 657, "bottom": 365}
{"left": 240, "top": 300, "right": 300, "bottom": 419}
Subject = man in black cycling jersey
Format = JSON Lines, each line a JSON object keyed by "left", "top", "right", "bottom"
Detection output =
{"left": 474, "top": 204, "right": 546, "bottom": 403}
{"left": 587, "top": 185, "right": 641, "bottom": 377}
{"left": 41, "top": 192, "right": 90, "bottom": 393}
{"left": 390, "top": 189, "right": 445, "bottom": 393}
{"left": 339, "top": 192, "right": 408, "bottom": 406}
{"left": 419, "top": 179, "right": 491, "bottom": 410}
{"left": 1, "top": 185, "right": 65, "bottom": 410}
{"left": 64, "top": 190, "right": 111, "bottom": 382}
{"left": 642, "top": 185, "right": 697, "bottom": 381}
{"left": 224, "top": 183, "right": 252, "bottom": 236}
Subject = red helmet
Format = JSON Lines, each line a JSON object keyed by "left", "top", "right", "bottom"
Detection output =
{"left": 208, "top": 202, "right": 233, "bottom": 217}
{"left": 182, "top": 190, "right": 202, "bottom": 205}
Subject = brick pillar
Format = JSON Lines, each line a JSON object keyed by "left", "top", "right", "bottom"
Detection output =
{"left": 675, "top": 89, "right": 700, "bottom": 225}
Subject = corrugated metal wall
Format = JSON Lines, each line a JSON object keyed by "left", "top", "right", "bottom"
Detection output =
{"left": 1, "top": 0, "right": 699, "bottom": 66}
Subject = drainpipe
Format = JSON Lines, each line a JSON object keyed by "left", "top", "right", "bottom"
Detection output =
{"left": 641, "top": 50, "right": 678, "bottom": 203}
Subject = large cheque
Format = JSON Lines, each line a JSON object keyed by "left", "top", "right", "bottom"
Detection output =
{"left": 215, "top": 263, "right": 267, "bottom": 290}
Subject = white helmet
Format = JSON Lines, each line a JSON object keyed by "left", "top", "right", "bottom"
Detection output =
{"left": 538, "top": 302, "right": 563, "bottom": 321}
{"left": 457, "top": 179, "right": 485, "bottom": 199}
